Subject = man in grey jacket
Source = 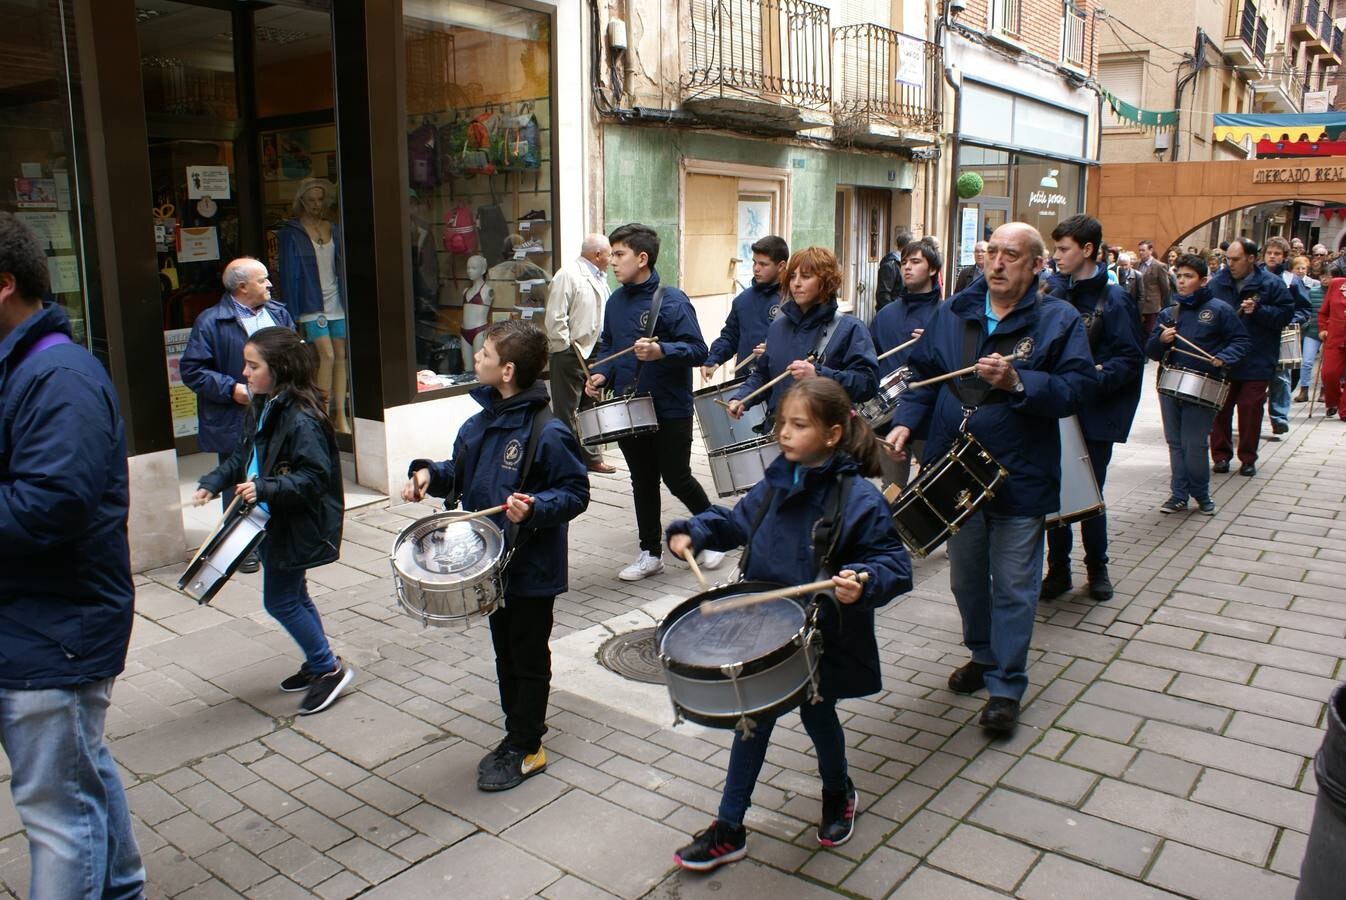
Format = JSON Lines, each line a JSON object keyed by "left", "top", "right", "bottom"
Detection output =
{"left": 544, "top": 234, "right": 614, "bottom": 472}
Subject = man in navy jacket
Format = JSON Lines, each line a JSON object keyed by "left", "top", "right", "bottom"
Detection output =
{"left": 0, "top": 213, "right": 144, "bottom": 898}
{"left": 180, "top": 257, "right": 295, "bottom": 570}
{"left": 701, "top": 235, "right": 787, "bottom": 382}
{"left": 586, "top": 223, "right": 722, "bottom": 580}
{"left": 886, "top": 223, "right": 1097, "bottom": 735}
{"left": 1206, "top": 238, "right": 1294, "bottom": 476}
{"left": 1041, "top": 216, "right": 1145, "bottom": 603}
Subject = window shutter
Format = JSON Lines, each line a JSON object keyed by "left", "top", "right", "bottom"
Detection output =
{"left": 1100, "top": 57, "right": 1144, "bottom": 126}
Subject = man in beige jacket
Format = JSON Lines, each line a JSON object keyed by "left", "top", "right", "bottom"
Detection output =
{"left": 545, "top": 234, "right": 614, "bottom": 472}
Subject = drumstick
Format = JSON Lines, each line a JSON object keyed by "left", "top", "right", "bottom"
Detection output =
{"left": 699, "top": 572, "right": 870, "bottom": 615}
{"left": 1171, "top": 347, "right": 1217, "bottom": 365}
{"left": 733, "top": 353, "right": 759, "bottom": 373}
{"left": 905, "top": 350, "right": 1027, "bottom": 391}
{"left": 1172, "top": 332, "right": 1219, "bottom": 362}
{"left": 679, "top": 547, "right": 708, "bottom": 590}
{"left": 877, "top": 335, "right": 920, "bottom": 362}
{"left": 450, "top": 503, "right": 508, "bottom": 523}
{"left": 591, "top": 340, "right": 658, "bottom": 370}
{"left": 734, "top": 367, "right": 795, "bottom": 407}
{"left": 571, "top": 342, "right": 591, "bottom": 382}
{"left": 714, "top": 398, "right": 733, "bottom": 410}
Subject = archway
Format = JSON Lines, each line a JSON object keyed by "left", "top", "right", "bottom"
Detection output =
{"left": 1086, "top": 159, "right": 1346, "bottom": 252}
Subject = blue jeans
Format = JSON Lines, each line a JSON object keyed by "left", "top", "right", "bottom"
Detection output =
{"left": 0, "top": 679, "right": 144, "bottom": 900}
{"left": 717, "top": 699, "right": 847, "bottom": 827}
{"left": 1269, "top": 367, "right": 1292, "bottom": 426}
{"left": 1159, "top": 394, "right": 1220, "bottom": 504}
{"left": 1046, "top": 439, "right": 1113, "bottom": 569}
{"left": 262, "top": 556, "right": 338, "bottom": 674}
{"left": 947, "top": 509, "right": 1044, "bottom": 702}
{"left": 1302, "top": 334, "right": 1322, "bottom": 387}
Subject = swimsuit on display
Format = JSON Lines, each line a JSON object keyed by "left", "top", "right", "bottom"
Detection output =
{"left": 462, "top": 282, "right": 490, "bottom": 345}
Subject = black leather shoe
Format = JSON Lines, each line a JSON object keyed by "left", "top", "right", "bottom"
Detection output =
{"left": 1272, "top": 421, "right": 1289, "bottom": 435}
{"left": 1212, "top": 460, "right": 1230, "bottom": 474}
{"left": 1086, "top": 564, "right": 1113, "bottom": 602}
{"left": 1040, "top": 567, "right": 1072, "bottom": 600}
{"left": 979, "top": 697, "right": 1020, "bottom": 734}
{"left": 1239, "top": 463, "right": 1257, "bottom": 477}
{"left": 237, "top": 553, "right": 261, "bottom": 574}
{"left": 947, "top": 660, "right": 995, "bottom": 694}
{"left": 1328, "top": 407, "right": 1339, "bottom": 417}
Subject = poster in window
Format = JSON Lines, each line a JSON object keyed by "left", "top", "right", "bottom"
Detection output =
{"left": 178, "top": 226, "right": 221, "bottom": 263}
{"left": 164, "top": 328, "right": 199, "bottom": 438}
{"left": 186, "top": 166, "right": 231, "bottom": 200}
{"left": 960, "top": 208, "right": 979, "bottom": 266}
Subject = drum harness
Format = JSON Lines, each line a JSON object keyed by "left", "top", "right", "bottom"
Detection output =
{"left": 755, "top": 311, "right": 841, "bottom": 437}
{"left": 613, "top": 286, "right": 664, "bottom": 401}
{"left": 1155, "top": 305, "right": 1229, "bottom": 388}
{"left": 947, "top": 318, "right": 1022, "bottom": 430}
{"left": 498, "top": 405, "right": 553, "bottom": 597}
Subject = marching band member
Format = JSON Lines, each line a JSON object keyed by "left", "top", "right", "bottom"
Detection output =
{"left": 701, "top": 236, "right": 788, "bottom": 382}
{"left": 885, "top": 223, "right": 1096, "bottom": 735}
{"left": 1146, "top": 255, "right": 1249, "bottom": 515}
{"left": 1261, "top": 238, "right": 1312, "bottom": 438}
{"left": 1041, "top": 215, "right": 1145, "bottom": 603}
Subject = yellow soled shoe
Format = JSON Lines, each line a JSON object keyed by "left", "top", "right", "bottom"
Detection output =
{"left": 477, "top": 744, "right": 546, "bottom": 792}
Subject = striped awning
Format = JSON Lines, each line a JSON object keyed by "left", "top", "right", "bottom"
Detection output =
{"left": 1214, "top": 112, "right": 1346, "bottom": 143}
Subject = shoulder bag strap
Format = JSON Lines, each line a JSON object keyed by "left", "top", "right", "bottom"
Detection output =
{"left": 735, "top": 485, "right": 777, "bottom": 579}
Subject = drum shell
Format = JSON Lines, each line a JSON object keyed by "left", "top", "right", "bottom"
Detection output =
{"left": 1280, "top": 324, "right": 1302, "bottom": 368}
{"left": 708, "top": 436, "right": 780, "bottom": 497}
{"left": 694, "top": 376, "right": 768, "bottom": 454}
{"left": 578, "top": 394, "right": 659, "bottom": 446}
{"left": 1157, "top": 365, "right": 1229, "bottom": 411}
{"left": 1044, "top": 415, "right": 1104, "bottom": 529}
{"left": 889, "top": 434, "right": 1006, "bottom": 557}
{"left": 858, "top": 366, "right": 910, "bottom": 428}
{"left": 179, "top": 506, "right": 270, "bottom": 604}
{"left": 657, "top": 582, "right": 819, "bottom": 730}
{"left": 390, "top": 512, "right": 506, "bottom": 625}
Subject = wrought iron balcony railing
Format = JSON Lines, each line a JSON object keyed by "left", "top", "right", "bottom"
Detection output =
{"left": 832, "top": 24, "right": 941, "bottom": 132}
{"left": 683, "top": 0, "right": 832, "bottom": 111}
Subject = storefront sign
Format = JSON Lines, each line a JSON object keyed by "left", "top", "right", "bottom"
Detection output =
{"left": 186, "top": 165, "right": 231, "bottom": 199}
{"left": 1252, "top": 165, "right": 1346, "bottom": 184}
{"left": 895, "top": 34, "right": 925, "bottom": 88}
{"left": 1028, "top": 190, "right": 1068, "bottom": 207}
{"left": 164, "top": 328, "right": 198, "bottom": 438}
{"left": 178, "top": 226, "right": 221, "bottom": 263}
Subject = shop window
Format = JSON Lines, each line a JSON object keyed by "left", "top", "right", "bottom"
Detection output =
{"left": 958, "top": 146, "right": 1011, "bottom": 198}
{"left": 139, "top": 4, "right": 237, "bottom": 120}
{"left": 1011, "top": 153, "right": 1082, "bottom": 250}
{"left": 253, "top": 6, "right": 335, "bottom": 118}
{"left": 0, "top": 0, "right": 98, "bottom": 345}
{"left": 403, "top": 0, "right": 555, "bottom": 392}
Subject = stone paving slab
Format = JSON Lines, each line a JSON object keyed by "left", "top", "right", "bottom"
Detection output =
{"left": 2, "top": 379, "right": 1345, "bottom": 898}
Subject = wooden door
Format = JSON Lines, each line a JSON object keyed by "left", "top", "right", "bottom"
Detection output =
{"left": 853, "top": 188, "right": 889, "bottom": 322}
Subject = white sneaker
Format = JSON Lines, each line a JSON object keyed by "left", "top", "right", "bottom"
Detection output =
{"left": 619, "top": 551, "right": 664, "bottom": 581}
{"left": 697, "top": 549, "right": 726, "bottom": 571}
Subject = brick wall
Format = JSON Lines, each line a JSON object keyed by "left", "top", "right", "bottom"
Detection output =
{"left": 957, "top": 0, "right": 1097, "bottom": 74}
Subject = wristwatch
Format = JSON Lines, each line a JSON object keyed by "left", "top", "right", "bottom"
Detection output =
{"left": 1011, "top": 376, "right": 1025, "bottom": 394}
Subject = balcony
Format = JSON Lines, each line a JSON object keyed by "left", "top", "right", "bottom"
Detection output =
{"left": 831, "top": 25, "right": 941, "bottom": 147}
{"left": 682, "top": 0, "right": 833, "bottom": 132}
{"left": 1061, "top": 2, "right": 1088, "bottom": 68}
{"left": 1251, "top": 50, "right": 1306, "bottom": 112}
{"left": 1291, "top": 0, "right": 1332, "bottom": 54}
{"left": 1224, "top": 0, "right": 1267, "bottom": 69}
{"left": 1329, "top": 25, "right": 1344, "bottom": 65}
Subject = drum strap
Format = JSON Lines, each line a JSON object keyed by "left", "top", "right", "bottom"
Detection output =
{"left": 946, "top": 319, "right": 1016, "bottom": 409}
{"left": 810, "top": 473, "right": 854, "bottom": 631}
{"left": 502, "top": 405, "right": 554, "bottom": 583}
{"left": 810, "top": 313, "right": 841, "bottom": 366}
{"left": 1084, "top": 295, "right": 1106, "bottom": 353}
{"left": 626, "top": 287, "right": 666, "bottom": 395}
{"left": 735, "top": 486, "right": 777, "bottom": 578}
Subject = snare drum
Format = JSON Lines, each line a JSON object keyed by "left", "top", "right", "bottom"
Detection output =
{"left": 177, "top": 500, "right": 270, "bottom": 604}
{"left": 577, "top": 394, "right": 658, "bottom": 446}
{"left": 390, "top": 512, "right": 505, "bottom": 626}
{"left": 1044, "top": 416, "right": 1104, "bottom": 529}
{"left": 857, "top": 366, "right": 911, "bottom": 428}
{"left": 694, "top": 376, "right": 768, "bottom": 455}
{"left": 708, "top": 436, "right": 781, "bottom": 498}
{"left": 888, "top": 432, "right": 1006, "bottom": 558}
{"left": 1279, "top": 323, "right": 1302, "bottom": 369}
{"left": 657, "top": 581, "right": 820, "bottom": 733}
{"left": 1157, "top": 364, "right": 1229, "bottom": 411}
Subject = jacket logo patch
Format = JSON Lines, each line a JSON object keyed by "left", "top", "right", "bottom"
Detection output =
{"left": 1199, "top": 309, "right": 1215, "bottom": 323}
{"left": 768, "top": 303, "right": 781, "bottom": 320}
{"left": 273, "top": 462, "right": 291, "bottom": 476}
{"left": 638, "top": 310, "right": 651, "bottom": 331}
{"left": 1014, "top": 337, "right": 1035, "bottom": 359}
{"left": 1080, "top": 313, "right": 1094, "bottom": 329}
{"left": 502, "top": 439, "right": 523, "bottom": 470}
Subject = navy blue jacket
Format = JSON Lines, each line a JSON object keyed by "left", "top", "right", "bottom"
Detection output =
{"left": 179, "top": 295, "right": 297, "bottom": 453}
{"left": 201, "top": 391, "right": 344, "bottom": 570}
{"left": 278, "top": 218, "right": 343, "bottom": 317}
{"left": 667, "top": 452, "right": 912, "bottom": 699}
{"left": 592, "top": 271, "right": 707, "bottom": 419}
{"left": 411, "top": 385, "right": 590, "bottom": 597}
{"left": 1145, "top": 288, "right": 1250, "bottom": 378}
{"left": 1045, "top": 266, "right": 1145, "bottom": 444}
{"left": 868, "top": 287, "right": 941, "bottom": 377}
{"left": 891, "top": 282, "right": 1099, "bottom": 517}
{"left": 706, "top": 279, "right": 782, "bottom": 367}
{"left": 1269, "top": 265, "right": 1314, "bottom": 328}
{"left": 1207, "top": 264, "right": 1294, "bottom": 380}
{"left": 0, "top": 304, "right": 134, "bottom": 690}
{"left": 735, "top": 298, "right": 879, "bottom": 414}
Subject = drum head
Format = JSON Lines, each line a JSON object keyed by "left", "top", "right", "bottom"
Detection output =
{"left": 658, "top": 582, "right": 805, "bottom": 677}
{"left": 392, "top": 513, "right": 505, "bottom": 585}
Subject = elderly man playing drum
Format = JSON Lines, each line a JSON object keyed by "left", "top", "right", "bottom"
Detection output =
{"left": 885, "top": 222, "right": 1097, "bottom": 734}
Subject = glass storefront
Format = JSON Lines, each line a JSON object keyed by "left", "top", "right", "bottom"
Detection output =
{"left": 403, "top": 0, "right": 556, "bottom": 391}
{"left": 0, "top": 0, "right": 97, "bottom": 346}
{"left": 957, "top": 146, "right": 1085, "bottom": 255}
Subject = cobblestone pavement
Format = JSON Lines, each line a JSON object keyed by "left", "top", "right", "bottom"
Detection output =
{"left": 1, "top": 381, "right": 1343, "bottom": 898}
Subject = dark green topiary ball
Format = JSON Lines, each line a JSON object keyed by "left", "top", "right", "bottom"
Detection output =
{"left": 956, "top": 172, "right": 984, "bottom": 199}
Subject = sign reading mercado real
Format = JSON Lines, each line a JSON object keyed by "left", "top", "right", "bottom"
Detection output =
{"left": 1253, "top": 165, "right": 1346, "bottom": 184}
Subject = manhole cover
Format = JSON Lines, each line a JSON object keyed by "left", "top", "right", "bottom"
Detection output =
{"left": 596, "top": 627, "right": 665, "bottom": 684}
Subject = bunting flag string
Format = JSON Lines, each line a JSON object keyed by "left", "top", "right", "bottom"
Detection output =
{"left": 1100, "top": 89, "right": 1178, "bottom": 131}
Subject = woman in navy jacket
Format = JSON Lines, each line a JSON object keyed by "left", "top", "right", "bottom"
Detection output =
{"left": 666, "top": 378, "right": 911, "bottom": 871}
{"left": 1146, "top": 254, "right": 1249, "bottom": 515}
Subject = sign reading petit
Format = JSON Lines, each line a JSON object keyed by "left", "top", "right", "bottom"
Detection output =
{"left": 1252, "top": 165, "right": 1346, "bottom": 184}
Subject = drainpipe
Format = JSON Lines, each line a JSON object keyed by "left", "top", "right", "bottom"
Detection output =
{"left": 939, "top": 7, "right": 963, "bottom": 288}
{"left": 1171, "top": 28, "right": 1207, "bottom": 162}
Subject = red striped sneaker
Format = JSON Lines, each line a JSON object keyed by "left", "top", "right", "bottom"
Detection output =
{"left": 818, "top": 778, "right": 858, "bottom": 847}
{"left": 674, "top": 820, "right": 747, "bottom": 871}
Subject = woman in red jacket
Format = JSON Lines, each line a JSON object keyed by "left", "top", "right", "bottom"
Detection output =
{"left": 1320, "top": 277, "right": 1346, "bottom": 418}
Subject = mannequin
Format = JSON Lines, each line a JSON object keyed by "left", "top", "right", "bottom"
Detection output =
{"left": 278, "top": 178, "right": 350, "bottom": 432}
{"left": 461, "top": 254, "right": 493, "bottom": 374}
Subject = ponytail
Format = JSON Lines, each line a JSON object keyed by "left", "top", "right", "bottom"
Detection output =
{"left": 841, "top": 409, "right": 883, "bottom": 478}
{"left": 778, "top": 378, "right": 882, "bottom": 477}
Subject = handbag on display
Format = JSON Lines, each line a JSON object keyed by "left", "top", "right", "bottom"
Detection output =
{"left": 408, "top": 121, "right": 439, "bottom": 190}
{"left": 442, "top": 204, "right": 479, "bottom": 255}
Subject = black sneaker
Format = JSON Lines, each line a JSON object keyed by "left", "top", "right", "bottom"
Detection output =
{"left": 477, "top": 745, "right": 546, "bottom": 792}
{"left": 818, "top": 778, "right": 858, "bottom": 847}
{"left": 279, "top": 664, "right": 316, "bottom": 693}
{"left": 237, "top": 552, "right": 261, "bottom": 575}
{"left": 1196, "top": 498, "right": 1217, "bottom": 516}
{"left": 1328, "top": 407, "right": 1339, "bottom": 417}
{"left": 674, "top": 820, "right": 747, "bottom": 871}
{"left": 1159, "top": 497, "right": 1188, "bottom": 514}
{"left": 1040, "top": 567, "right": 1072, "bottom": 600}
{"left": 947, "top": 660, "right": 995, "bottom": 694}
{"left": 477, "top": 742, "right": 510, "bottom": 776}
{"left": 1212, "top": 460, "right": 1230, "bottom": 474}
{"left": 298, "top": 661, "right": 353, "bottom": 715}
